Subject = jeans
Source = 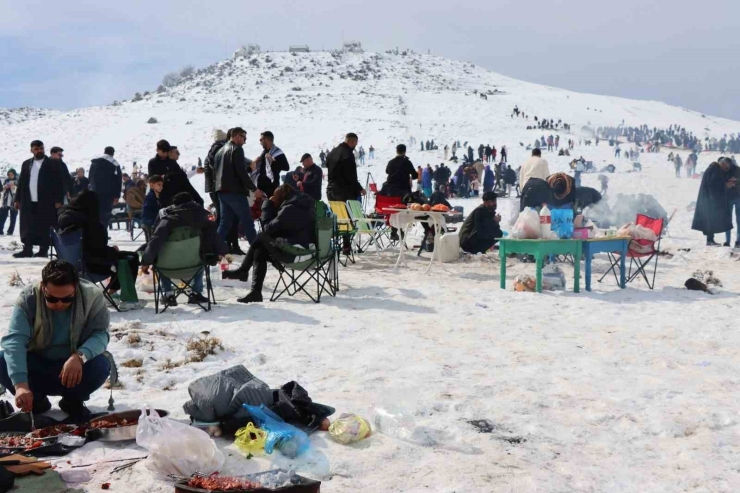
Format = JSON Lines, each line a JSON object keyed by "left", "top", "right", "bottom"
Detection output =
{"left": 0, "top": 207, "right": 17, "bottom": 234}
{"left": 217, "top": 192, "right": 257, "bottom": 243}
{"left": 726, "top": 197, "right": 740, "bottom": 243}
{"left": 0, "top": 351, "right": 111, "bottom": 404}
{"left": 210, "top": 193, "right": 239, "bottom": 246}
{"left": 161, "top": 267, "right": 204, "bottom": 295}
{"left": 99, "top": 199, "right": 113, "bottom": 227}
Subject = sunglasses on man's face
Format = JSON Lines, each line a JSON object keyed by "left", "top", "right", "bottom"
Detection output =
{"left": 43, "top": 288, "right": 76, "bottom": 304}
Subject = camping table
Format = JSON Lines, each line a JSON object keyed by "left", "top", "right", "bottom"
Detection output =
{"left": 389, "top": 208, "right": 447, "bottom": 274}
{"left": 582, "top": 237, "right": 629, "bottom": 291}
{"left": 498, "top": 239, "right": 582, "bottom": 293}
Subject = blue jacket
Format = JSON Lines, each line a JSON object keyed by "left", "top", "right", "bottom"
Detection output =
{"left": 483, "top": 167, "right": 495, "bottom": 189}
{"left": 422, "top": 168, "right": 433, "bottom": 188}
{"left": 141, "top": 190, "right": 161, "bottom": 226}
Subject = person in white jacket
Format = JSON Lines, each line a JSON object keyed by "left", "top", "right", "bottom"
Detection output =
{"left": 518, "top": 149, "right": 550, "bottom": 189}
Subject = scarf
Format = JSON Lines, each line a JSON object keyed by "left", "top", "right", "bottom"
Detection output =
{"left": 547, "top": 172, "right": 573, "bottom": 200}
{"left": 258, "top": 145, "right": 285, "bottom": 183}
{"left": 29, "top": 283, "right": 86, "bottom": 353}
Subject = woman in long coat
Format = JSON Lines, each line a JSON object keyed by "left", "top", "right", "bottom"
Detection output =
{"left": 692, "top": 159, "right": 733, "bottom": 245}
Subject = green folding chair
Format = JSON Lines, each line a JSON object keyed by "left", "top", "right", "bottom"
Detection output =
{"left": 271, "top": 202, "right": 338, "bottom": 303}
{"left": 345, "top": 199, "right": 395, "bottom": 255}
{"left": 152, "top": 227, "right": 216, "bottom": 313}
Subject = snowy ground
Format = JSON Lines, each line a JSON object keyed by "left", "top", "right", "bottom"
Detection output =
{"left": 0, "top": 141, "right": 739, "bottom": 492}
{"left": 0, "top": 50, "right": 739, "bottom": 492}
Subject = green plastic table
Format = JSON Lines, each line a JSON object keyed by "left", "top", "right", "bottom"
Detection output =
{"left": 499, "top": 238, "right": 582, "bottom": 293}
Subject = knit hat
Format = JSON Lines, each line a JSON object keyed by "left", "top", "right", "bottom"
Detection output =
{"left": 213, "top": 129, "right": 227, "bottom": 141}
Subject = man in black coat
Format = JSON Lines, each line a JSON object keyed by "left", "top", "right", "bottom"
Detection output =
{"left": 252, "top": 131, "right": 290, "bottom": 198}
{"left": 212, "top": 127, "right": 265, "bottom": 244}
{"left": 13, "top": 140, "right": 66, "bottom": 258}
{"left": 89, "top": 146, "right": 123, "bottom": 226}
{"left": 203, "top": 130, "right": 240, "bottom": 253}
{"left": 140, "top": 192, "right": 227, "bottom": 306}
{"left": 459, "top": 191, "right": 503, "bottom": 254}
{"left": 381, "top": 144, "right": 417, "bottom": 197}
{"left": 692, "top": 158, "right": 733, "bottom": 245}
{"left": 49, "top": 146, "right": 74, "bottom": 202}
{"left": 147, "top": 139, "right": 200, "bottom": 207}
{"left": 298, "top": 153, "right": 322, "bottom": 201}
{"left": 326, "top": 133, "right": 365, "bottom": 202}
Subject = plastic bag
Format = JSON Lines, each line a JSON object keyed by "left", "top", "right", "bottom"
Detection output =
{"left": 510, "top": 208, "right": 541, "bottom": 239}
{"left": 135, "top": 270, "right": 156, "bottom": 294}
{"left": 243, "top": 404, "right": 310, "bottom": 458}
{"left": 542, "top": 264, "right": 566, "bottom": 291}
{"left": 328, "top": 414, "right": 372, "bottom": 444}
{"left": 551, "top": 209, "right": 574, "bottom": 239}
{"left": 136, "top": 408, "right": 225, "bottom": 477}
{"left": 234, "top": 422, "right": 267, "bottom": 454}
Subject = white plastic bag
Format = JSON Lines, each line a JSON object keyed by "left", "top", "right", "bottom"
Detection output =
{"left": 510, "top": 208, "right": 541, "bottom": 239}
{"left": 135, "top": 270, "right": 156, "bottom": 294}
{"left": 541, "top": 264, "right": 566, "bottom": 291}
{"left": 136, "top": 408, "right": 225, "bottom": 477}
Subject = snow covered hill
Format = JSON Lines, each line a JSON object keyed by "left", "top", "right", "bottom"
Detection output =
{"left": 1, "top": 50, "right": 738, "bottom": 175}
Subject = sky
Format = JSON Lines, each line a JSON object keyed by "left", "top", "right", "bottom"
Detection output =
{"left": 1, "top": 0, "right": 738, "bottom": 120}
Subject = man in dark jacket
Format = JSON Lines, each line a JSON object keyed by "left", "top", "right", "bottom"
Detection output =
{"left": 223, "top": 185, "right": 316, "bottom": 304}
{"left": 326, "top": 133, "right": 365, "bottom": 201}
{"left": 298, "top": 153, "right": 322, "bottom": 201}
{"left": 381, "top": 144, "right": 417, "bottom": 197}
{"left": 72, "top": 168, "right": 89, "bottom": 198}
{"left": 213, "top": 127, "right": 265, "bottom": 244}
{"left": 147, "top": 140, "right": 202, "bottom": 207}
{"left": 319, "top": 150, "right": 327, "bottom": 167}
{"left": 692, "top": 158, "right": 733, "bottom": 245}
{"left": 252, "top": 131, "right": 290, "bottom": 197}
{"left": 459, "top": 191, "right": 503, "bottom": 254}
{"left": 13, "top": 140, "right": 66, "bottom": 258}
{"left": 141, "top": 192, "right": 227, "bottom": 306}
{"left": 89, "top": 146, "right": 123, "bottom": 226}
{"left": 49, "top": 147, "right": 74, "bottom": 202}
{"left": 203, "top": 129, "right": 240, "bottom": 254}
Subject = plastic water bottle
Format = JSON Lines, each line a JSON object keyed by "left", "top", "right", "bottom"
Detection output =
{"left": 372, "top": 406, "right": 415, "bottom": 441}
{"left": 539, "top": 204, "right": 551, "bottom": 238}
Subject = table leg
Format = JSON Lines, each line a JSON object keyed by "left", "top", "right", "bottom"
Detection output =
{"left": 426, "top": 219, "right": 438, "bottom": 274}
{"left": 535, "top": 254, "right": 543, "bottom": 293}
{"left": 619, "top": 240, "right": 627, "bottom": 288}
{"left": 499, "top": 243, "right": 507, "bottom": 290}
{"left": 574, "top": 243, "right": 581, "bottom": 293}
{"left": 584, "top": 244, "right": 592, "bottom": 292}
{"left": 394, "top": 223, "right": 411, "bottom": 269}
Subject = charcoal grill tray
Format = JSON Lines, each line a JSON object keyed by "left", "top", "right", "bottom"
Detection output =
{"left": 174, "top": 469, "right": 320, "bottom": 493}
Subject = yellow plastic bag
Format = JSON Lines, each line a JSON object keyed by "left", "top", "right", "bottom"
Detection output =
{"left": 234, "top": 423, "right": 267, "bottom": 454}
{"left": 328, "top": 414, "right": 372, "bottom": 445}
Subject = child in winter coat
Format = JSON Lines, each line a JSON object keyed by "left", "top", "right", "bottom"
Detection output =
{"left": 141, "top": 175, "right": 164, "bottom": 241}
{"left": 0, "top": 169, "right": 18, "bottom": 235}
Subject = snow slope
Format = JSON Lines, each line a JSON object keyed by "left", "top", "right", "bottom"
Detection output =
{"left": 0, "top": 51, "right": 739, "bottom": 492}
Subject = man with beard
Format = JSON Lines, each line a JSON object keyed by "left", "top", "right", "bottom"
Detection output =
{"left": 204, "top": 129, "right": 241, "bottom": 254}
{"left": 148, "top": 140, "right": 202, "bottom": 207}
{"left": 459, "top": 191, "right": 503, "bottom": 254}
{"left": 89, "top": 146, "right": 123, "bottom": 226}
{"left": 251, "top": 131, "right": 290, "bottom": 198}
{"left": 49, "top": 147, "right": 74, "bottom": 203}
{"left": 14, "top": 141, "right": 66, "bottom": 258}
{"left": 326, "top": 133, "right": 365, "bottom": 253}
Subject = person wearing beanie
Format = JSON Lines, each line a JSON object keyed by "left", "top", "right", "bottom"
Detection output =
{"left": 459, "top": 191, "right": 503, "bottom": 254}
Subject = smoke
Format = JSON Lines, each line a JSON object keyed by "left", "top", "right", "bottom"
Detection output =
{"left": 583, "top": 193, "right": 668, "bottom": 228}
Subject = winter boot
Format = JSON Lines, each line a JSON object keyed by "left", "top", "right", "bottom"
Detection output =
{"left": 33, "top": 248, "right": 49, "bottom": 258}
{"left": 237, "top": 262, "right": 265, "bottom": 304}
{"left": 13, "top": 247, "right": 33, "bottom": 258}
{"left": 222, "top": 267, "right": 250, "bottom": 282}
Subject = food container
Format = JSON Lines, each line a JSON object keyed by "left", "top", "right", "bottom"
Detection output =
{"left": 174, "top": 470, "right": 320, "bottom": 493}
{"left": 87, "top": 409, "right": 169, "bottom": 442}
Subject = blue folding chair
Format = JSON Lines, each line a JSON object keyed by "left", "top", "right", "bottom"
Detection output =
{"left": 49, "top": 228, "right": 121, "bottom": 311}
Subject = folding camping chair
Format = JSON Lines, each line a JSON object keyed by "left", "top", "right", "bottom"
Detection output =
{"left": 49, "top": 228, "right": 121, "bottom": 311}
{"left": 129, "top": 210, "right": 145, "bottom": 241}
{"left": 598, "top": 214, "right": 664, "bottom": 290}
{"left": 329, "top": 201, "right": 357, "bottom": 265}
{"left": 345, "top": 199, "right": 394, "bottom": 255}
{"left": 271, "top": 201, "right": 339, "bottom": 303}
{"left": 152, "top": 226, "right": 216, "bottom": 314}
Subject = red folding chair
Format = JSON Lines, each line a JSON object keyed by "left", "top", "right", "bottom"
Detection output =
{"left": 599, "top": 214, "right": 664, "bottom": 289}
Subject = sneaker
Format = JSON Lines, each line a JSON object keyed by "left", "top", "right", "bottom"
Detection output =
{"left": 12, "top": 249, "right": 33, "bottom": 258}
{"left": 188, "top": 293, "right": 209, "bottom": 305}
{"left": 222, "top": 269, "right": 250, "bottom": 282}
{"left": 32, "top": 396, "right": 52, "bottom": 414}
{"left": 724, "top": 242, "right": 731, "bottom": 247}
{"left": 33, "top": 249, "right": 49, "bottom": 258}
{"left": 164, "top": 295, "right": 178, "bottom": 307}
{"left": 237, "top": 291, "right": 263, "bottom": 304}
{"left": 58, "top": 398, "right": 91, "bottom": 423}
{"left": 119, "top": 300, "right": 147, "bottom": 311}
{"left": 389, "top": 231, "right": 400, "bottom": 242}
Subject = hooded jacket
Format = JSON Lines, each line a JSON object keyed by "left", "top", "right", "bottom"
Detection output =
{"left": 263, "top": 191, "right": 316, "bottom": 247}
{"left": 141, "top": 201, "right": 227, "bottom": 266}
